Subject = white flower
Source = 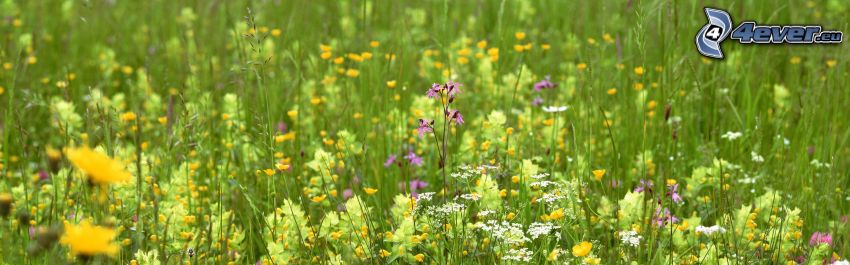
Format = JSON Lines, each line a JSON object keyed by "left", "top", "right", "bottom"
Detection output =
{"left": 720, "top": 131, "right": 742, "bottom": 140}
{"left": 530, "top": 173, "right": 550, "bottom": 179}
{"left": 416, "top": 192, "right": 436, "bottom": 202}
{"left": 527, "top": 222, "right": 560, "bottom": 239}
{"left": 502, "top": 248, "right": 533, "bottom": 262}
{"left": 751, "top": 151, "right": 764, "bottom": 163}
{"left": 619, "top": 230, "right": 642, "bottom": 247}
{"left": 529, "top": 180, "right": 560, "bottom": 188}
{"left": 831, "top": 260, "right": 849, "bottom": 265}
{"left": 458, "top": 193, "right": 481, "bottom": 201}
{"left": 811, "top": 159, "right": 831, "bottom": 169}
{"left": 695, "top": 225, "right": 726, "bottom": 235}
{"left": 477, "top": 210, "right": 496, "bottom": 217}
{"left": 539, "top": 193, "right": 564, "bottom": 204}
{"left": 542, "top": 106, "right": 568, "bottom": 113}
{"left": 477, "top": 220, "right": 529, "bottom": 244}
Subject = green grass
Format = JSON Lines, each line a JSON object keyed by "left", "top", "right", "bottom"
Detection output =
{"left": 0, "top": 0, "right": 849, "bottom": 264}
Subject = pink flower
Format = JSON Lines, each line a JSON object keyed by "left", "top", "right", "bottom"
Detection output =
{"left": 384, "top": 154, "right": 397, "bottom": 168}
{"left": 448, "top": 109, "right": 464, "bottom": 125}
{"left": 533, "top": 76, "right": 557, "bottom": 91}
{"left": 809, "top": 232, "right": 833, "bottom": 246}
{"left": 417, "top": 119, "right": 433, "bottom": 137}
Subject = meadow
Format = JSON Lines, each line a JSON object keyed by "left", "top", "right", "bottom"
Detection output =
{"left": 1, "top": 0, "right": 849, "bottom": 264}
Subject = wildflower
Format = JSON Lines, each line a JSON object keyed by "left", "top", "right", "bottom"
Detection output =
{"left": 809, "top": 232, "right": 833, "bottom": 246}
{"left": 547, "top": 208, "right": 565, "bottom": 220}
{"left": 363, "top": 188, "right": 378, "bottom": 195}
{"left": 448, "top": 109, "right": 464, "bottom": 125}
{"left": 502, "top": 248, "right": 533, "bottom": 262}
{"left": 384, "top": 154, "right": 397, "bottom": 168}
{"left": 426, "top": 83, "right": 441, "bottom": 98}
{"left": 571, "top": 241, "right": 592, "bottom": 257}
{"left": 386, "top": 80, "right": 397, "bottom": 88}
{"left": 66, "top": 147, "right": 132, "bottom": 185}
{"left": 634, "top": 66, "right": 645, "bottom": 75}
{"left": 653, "top": 207, "right": 679, "bottom": 228}
{"left": 343, "top": 189, "right": 353, "bottom": 199}
{"left": 426, "top": 81, "right": 463, "bottom": 99}
{"left": 405, "top": 151, "right": 423, "bottom": 167}
{"left": 120, "top": 112, "right": 137, "bottom": 122}
{"left": 514, "top": 32, "right": 526, "bottom": 40}
{"left": 547, "top": 248, "right": 561, "bottom": 261}
{"left": 542, "top": 106, "right": 568, "bottom": 113}
{"left": 619, "top": 230, "right": 642, "bottom": 247}
{"left": 379, "top": 249, "right": 390, "bottom": 258}
{"left": 311, "top": 195, "right": 327, "bottom": 203}
{"left": 592, "top": 169, "right": 606, "bottom": 181}
{"left": 414, "top": 253, "right": 425, "bottom": 262}
{"left": 634, "top": 179, "right": 653, "bottom": 193}
{"left": 721, "top": 131, "right": 743, "bottom": 141}
{"left": 667, "top": 184, "right": 683, "bottom": 204}
{"left": 528, "top": 222, "right": 560, "bottom": 239}
{"left": 695, "top": 225, "right": 726, "bottom": 235}
{"left": 531, "top": 96, "right": 543, "bottom": 106}
{"left": 416, "top": 119, "right": 433, "bottom": 137}
{"left": 533, "top": 76, "right": 557, "bottom": 91}
{"left": 60, "top": 220, "right": 120, "bottom": 258}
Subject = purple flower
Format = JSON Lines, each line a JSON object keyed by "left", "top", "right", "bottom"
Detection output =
{"left": 533, "top": 76, "right": 557, "bottom": 91}
{"left": 653, "top": 207, "right": 679, "bottom": 228}
{"left": 38, "top": 170, "right": 49, "bottom": 181}
{"left": 384, "top": 154, "right": 397, "bottom": 168}
{"left": 427, "top": 83, "right": 442, "bottom": 98}
{"left": 28, "top": 226, "right": 36, "bottom": 239}
{"left": 445, "top": 80, "right": 463, "bottom": 97}
{"left": 634, "top": 179, "right": 654, "bottom": 193}
{"left": 399, "top": 179, "right": 429, "bottom": 197}
{"left": 343, "top": 188, "right": 353, "bottom": 199}
{"left": 531, "top": 96, "right": 543, "bottom": 106}
{"left": 405, "top": 151, "right": 423, "bottom": 167}
{"left": 809, "top": 232, "right": 833, "bottom": 246}
{"left": 417, "top": 119, "right": 433, "bottom": 137}
{"left": 410, "top": 179, "right": 428, "bottom": 191}
{"left": 448, "top": 109, "right": 464, "bottom": 125}
{"left": 277, "top": 121, "right": 288, "bottom": 134}
{"left": 668, "top": 184, "right": 683, "bottom": 204}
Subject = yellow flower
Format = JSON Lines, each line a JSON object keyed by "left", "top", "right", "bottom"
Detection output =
{"left": 345, "top": 69, "right": 360, "bottom": 77}
{"left": 547, "top": 248, "right": 561, "bottom": 261}
{"left": 576, "top": 63, "right": 587, "bottom": 71}
{"left": 311, "top": 195, "right": 327, "bottom": 203}
{"left": 571, "top": 241, "right": 592, "bottom": 257}
{"left": 66, "top": 147, "right": 132, "bottom": 185}
{"left": 515, "top": 32, "right": 526, "bottom": 40}
{"left": 414, "top": 253, "right": 425, "bottom": 262}
{"left": 547, "top": 208, "right": 565, "bottom": 220}
{"left": 607, "top": 88, "right": 617, "bottom": 95}
{"left": 60, "top": 220, "right": 120, "bottom": 257}
{"left": 363, "top": 188, "right": 378, "bottom": 195}
{"left": 379, "top": 249, "right": 391, "bottom": 257}
{"left": 583, "top": 257, "right": 601, "bottom": 265}
{"left": 386, "top": 80, "right": 397, "bottom": 88}
{"left": 120, "top": 112, "right": 137, "bottom": 122}
{"left": 789, "top": 56, "right": 801, "bottom": 64}
{"left": 634, "top": 66, "right": 645, "bottom": 75}
{"left": 826, "top": 59, "right": 837, "bottom": 68}
{"left": 592, "top": 169, "right": 606, "bottom": 181}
